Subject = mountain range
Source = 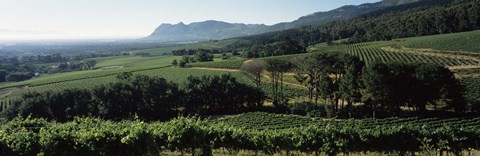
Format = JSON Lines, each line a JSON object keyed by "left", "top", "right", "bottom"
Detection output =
{"left": 145, "top": 0, "right": 420, "bottom": 42}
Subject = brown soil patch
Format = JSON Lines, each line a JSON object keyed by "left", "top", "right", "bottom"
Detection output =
{"left": 0, "top": 86, "right": 24, "bottom": 98}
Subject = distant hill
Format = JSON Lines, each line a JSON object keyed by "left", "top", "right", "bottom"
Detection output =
{"left": 145, "top": 0, "right": 420, "bottom": 42}
{"left": 269, "top": 0, "right": 420, "bottom": 31}
{"left": 146, "top": 20, "right": 267, "bottom": 42}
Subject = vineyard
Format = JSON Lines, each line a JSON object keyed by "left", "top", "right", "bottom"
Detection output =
{"left": 214, "top": 112, "right": 480, "bottom": 131}
{"left": 0, "top": 114, "right": 479, "bottom": 155}
{"left": 400, "top": 30, "right": 480, "bottom": 53}
{"left": 316, "top": 43, "right": 480, "bottom": 67}
{"left": 190, "top": 59, "right": 245, "bottom": 69}
{"left": 190, "top": 53, "right": 309, "bottom": 70}
{"left": 0, "top": 97, "right": 17, "bottom": 112}
{"left": 129, "top": 39, "right": 238, "bottom": 56}
{"left": 460, "top": 77, "right": 480, "bottom": 104}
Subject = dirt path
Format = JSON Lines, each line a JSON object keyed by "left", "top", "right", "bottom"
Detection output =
{"left": 190, "top": 67, "right": 240, "bottom": 72}
{"left": 259, "top": 74, "right": 305, "bottom": 88}
{"left": 97, "top": 66, "right": 123, "bottom": 70}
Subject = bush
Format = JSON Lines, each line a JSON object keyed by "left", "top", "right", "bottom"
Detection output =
{"left": 288, "top": 102, "right": 326, "bottom": 117}
{"left": 5, "top": 72, "right": 34, "bottom": 82}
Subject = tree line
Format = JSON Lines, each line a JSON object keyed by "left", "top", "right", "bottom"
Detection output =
{"left": 172, "top": 48, "right": 222, "bottom": 56}
{"left": 1, "top": 74, "right": 263, "bottom": 121}
{"left": 241, "top": 52, "right": 468, "bottom": 118}
{"left": 3, "top": 52, "right": 472, "bottom": 120}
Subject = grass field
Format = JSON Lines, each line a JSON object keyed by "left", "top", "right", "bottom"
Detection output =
{"left": 129, "top": 39, "right": 238, "bottom": 56}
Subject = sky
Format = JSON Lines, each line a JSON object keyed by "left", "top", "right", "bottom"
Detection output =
{"left": 0, "top": 0, "right": 380, "bottom": 40}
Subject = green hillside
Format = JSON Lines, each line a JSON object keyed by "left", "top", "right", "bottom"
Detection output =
{"left": 313, "top": 30, "right": 480, "bottom": 68}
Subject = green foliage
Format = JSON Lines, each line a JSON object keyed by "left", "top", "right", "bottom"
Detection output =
{"left": 190, "top": 59, "right": 245, "bottom": 69}
{"left": 362, "top": 62, "right": 465, "bottom": 114}
{"left": 0, "top": 115, "right": 479, "bottom": 155}
{"left": 184, "top": 74, "right": 264, "bottom": 114}
{"left": 5, "top": 74, "right": 266, "bottom": 121}
{"left": 6, "top": 72, "right": 34, "bottom": 82}
{"left": 460, "top": 77, "right": 480, "bottom": 112}
{"left": 130, "top": 39, "right": 238, "bottom": 56}
{"left": 233, "top": 0, "right": 480, "bottom": 49}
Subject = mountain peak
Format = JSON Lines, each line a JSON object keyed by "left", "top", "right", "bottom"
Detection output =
{"left": 146, "top": 0, "right": 423, "bottom": 42}
{"left": 147, "top": 20, "right": 267, "bottom": 42}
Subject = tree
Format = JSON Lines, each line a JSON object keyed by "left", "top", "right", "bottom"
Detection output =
{"left": 339, "top": 65, "right": 362, "bottom": 118}
{"left": 317, "top": 75, "right": 335, "bottom": 117}
{"left": 266, "top": 59, "right": 293, "bottom": 104}
{"left": 240, "top": 60, "right": 266, "bottom": 106}
{"left": 0, "top": 70, "right": 8, "bottom": 82}
{"left": 116, "top": 72, "right": 133, "bottom": 81}
{"left": 172, "top": 59, "right": 178, "bottom": 66}
{"left": 83, "top": 60, "right": 97, "bottom": 70}
{"left": 193, "top": 52, "right": 214, "bottom": 62}
{"left": 184, "top": 74, "right": 264, "bottom": 114}
{"left": 362, "top": 62, "right": 466, "bottom": 117}
{"left": 179, "top": 60, "right": 187, "bottom": 68}
{"left": 362, "top": 62, "right": 392, "bottom": 118}
{"left": 47, "top": 89, "right": 93, "bottom": 122}
{"left": 6, "top": 72, "right": 34, "bottom": 82}
{"left": 93, "top": 74, "right": 182, "bottom": 120}
{"left": 240, "top": 60, "right": 266, "bottom": 89}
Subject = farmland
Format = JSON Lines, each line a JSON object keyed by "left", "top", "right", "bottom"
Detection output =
{"left": 320, "top": 44, "right": 478, "bottom": 66}
{"left": 2, "top": 0, "right": 480, "bottom": 154}
{"left": 399, "top": 30, "right": 480, "bottom": 53}
{"left": 129, "top": 39, "right": 238, "bottom": 56}
{"left": 213, "top": 112, "right": 480, "bottom": 130}
{"left": 2, "top": 30, "right": 480, "bottom": 110}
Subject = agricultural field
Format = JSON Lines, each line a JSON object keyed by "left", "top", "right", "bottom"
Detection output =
{"left": 399, "top": 30, "right": 480, "bottom": 53}
{"left": 129, "top": 39, "right": 238, "bottom": 56}
{"left": 93, "top": 55, "right": 159, "bottom": 68}
{"left": 317, "top": 44, "right": 479, "bottom": 67}
{"left": 190, "top": 59, "right": 246, "bottom": 69}
{"left": 0, "top": 52, "right": 308, "bottom": 109}
{"left": 460, "top": 77, "right": 480, "bottom": 104}
{"left": 3, "top": 112, "right": 479, "bottom": 155}
{"left": 312, "top": 30, "right": 480, "bottom": 75}
{"left": 190, "top": 53, "right": 309, "bottom": 70}
{"left": 213, "top": 112, "right": 480, "bottom": 131}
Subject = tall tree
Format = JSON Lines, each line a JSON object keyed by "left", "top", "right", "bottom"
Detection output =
{"left": 266, "top": 59, "right": 293, "bottom": 104}
{"left": 240, "top": 60, "right": 267, "bottom": 106}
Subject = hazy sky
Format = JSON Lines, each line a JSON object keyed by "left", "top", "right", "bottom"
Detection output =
{"left": 0, "top": 0, "right": 380, "bottom": 40}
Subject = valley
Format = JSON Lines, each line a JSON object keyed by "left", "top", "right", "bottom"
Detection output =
{"left": 0, "top": 0, "right": 479, "bottom": 155}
